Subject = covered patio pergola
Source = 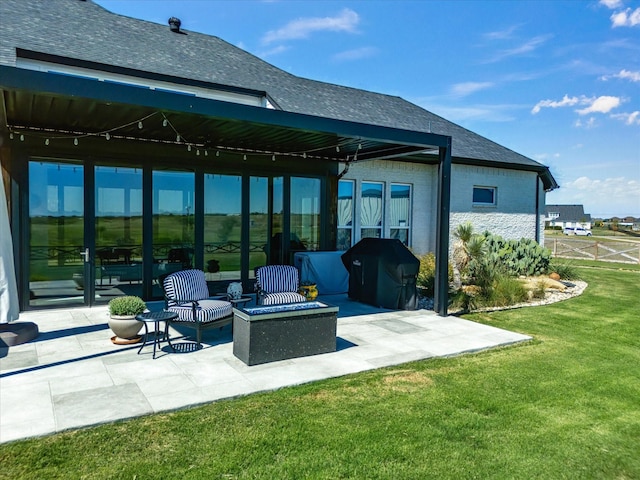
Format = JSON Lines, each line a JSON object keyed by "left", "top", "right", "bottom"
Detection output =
{"left": 1, "top": 64, "right": 452, "bottom": 316}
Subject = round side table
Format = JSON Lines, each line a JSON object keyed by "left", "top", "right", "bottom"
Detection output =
{"left": 135, "top": 310, "right": 178, "bottom": 359}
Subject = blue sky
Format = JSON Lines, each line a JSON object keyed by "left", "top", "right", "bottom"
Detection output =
{"left": 94, "top": 0, "right": 639, "bottom": 218}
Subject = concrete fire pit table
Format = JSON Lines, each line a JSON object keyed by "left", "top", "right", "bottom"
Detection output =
{"left": 232, "top": 301, "right": 339, "bottom": 366}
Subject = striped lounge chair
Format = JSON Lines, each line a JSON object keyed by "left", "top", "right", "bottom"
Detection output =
{"left": 255, "top": 265, "right": 307, "bottom": 306}
{"left": 162, "top": 269, "right": 233, "bottom": 348}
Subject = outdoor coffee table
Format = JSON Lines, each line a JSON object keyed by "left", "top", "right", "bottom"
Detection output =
{"left": 135, "top": 310, "right": 178, "bottom": 359}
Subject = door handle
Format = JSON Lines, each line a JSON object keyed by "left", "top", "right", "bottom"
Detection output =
{"left": 80, "top": 248, "right": 90, "bottom": 263}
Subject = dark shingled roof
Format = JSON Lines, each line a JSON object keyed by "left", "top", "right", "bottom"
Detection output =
{"left": 545, "top": 205, "right": 592, "bottom": 223}
{"left": 0, "top": 0, "right": 556, "bottom": 186}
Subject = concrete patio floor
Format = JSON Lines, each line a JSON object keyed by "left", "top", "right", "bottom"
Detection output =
{"left": 0, "top": 295, "right": 531, "bottom": 444}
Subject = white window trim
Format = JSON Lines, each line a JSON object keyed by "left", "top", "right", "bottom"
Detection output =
{"left": 472, "top": 186, "right": 497, "bottom": 207}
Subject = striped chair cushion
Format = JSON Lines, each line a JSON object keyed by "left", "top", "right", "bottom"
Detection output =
{"left": 167, "top": 299, "right": 233, "bottom": 323}
{"left": 262, "top": 292, "right": 307, "bottom": 306}
{"left": 256, "top": 265, "right": 299, "bottom": 293}
{"left": 163, "top": 269, "right": 210, "bottom": 307}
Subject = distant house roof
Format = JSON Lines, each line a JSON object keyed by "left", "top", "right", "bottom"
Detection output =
{"left": 0, "top": 0, "right": 557, "bottom": 189}
{"left": 545, "top": 205, "right": 592, "bottom": 223}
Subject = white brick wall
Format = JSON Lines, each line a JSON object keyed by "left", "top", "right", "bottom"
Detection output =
{"left": 340, "top": 160, "right": 545, "bottom": 255}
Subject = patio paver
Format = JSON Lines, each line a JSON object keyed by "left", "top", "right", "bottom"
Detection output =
{"left": 0, "top": 295, "right": 531, "bottom": 443}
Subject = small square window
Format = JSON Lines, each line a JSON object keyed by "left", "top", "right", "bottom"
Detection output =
{"left": 473, "top": 186, "right": 496, "bottom": 206}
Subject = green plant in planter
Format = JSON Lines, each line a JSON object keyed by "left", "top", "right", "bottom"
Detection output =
{"left": 108, "top": 296, "right": 146, "bottom": 317}
{"left": 108, "top": 296, "right": 146, "bottom": 344}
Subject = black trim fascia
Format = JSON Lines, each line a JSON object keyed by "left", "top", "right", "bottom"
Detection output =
{"left": 0, "top": 65, "right": 450, "bottom": 152}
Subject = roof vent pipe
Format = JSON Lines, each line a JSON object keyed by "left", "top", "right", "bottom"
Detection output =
{"left": 168, "top": 17, "right": 181, "bottom": 33}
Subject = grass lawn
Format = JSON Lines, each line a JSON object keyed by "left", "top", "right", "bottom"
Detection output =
{"left": 1, "top": 265, "right": 639, "bottom": 479}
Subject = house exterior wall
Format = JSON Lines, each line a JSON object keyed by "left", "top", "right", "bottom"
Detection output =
{"left": 340, "top": 159, "right": 438, "bottom": 254}
{"left": 450, "top": 164, "right": 540, "bottom": 241}
{"left": 342, "top": 160, "right": 544, "bottom": 256}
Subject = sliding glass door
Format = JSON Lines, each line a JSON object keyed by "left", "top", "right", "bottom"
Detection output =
{"left": 94, "top": 166, "right": 143, "bottom": 302}
{"left": 28, "top": 161, "right": 86, "bottom": 308}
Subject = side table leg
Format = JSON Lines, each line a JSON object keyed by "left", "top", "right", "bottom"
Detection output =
{"left": 137, "top": 321, "right": 149, "bottom": 355}
{"left": 153, "top": 320, "right": 160, "bottom": 359}
{"left": 165, "top": 320, "right": 175, "bottom": 351}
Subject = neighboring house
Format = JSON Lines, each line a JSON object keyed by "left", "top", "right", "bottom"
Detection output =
{"left": 545, "top": 205, "right": 592, "bottom": 230}
{"left": 0, "top": 0, "right": 557, "bottom": 316}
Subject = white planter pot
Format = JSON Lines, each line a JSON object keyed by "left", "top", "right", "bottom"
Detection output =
{"left": 227, "top": 282, "right": 243, "bottom": 300}
{"left": 108, "top": 315, "right": 142, "bottom": 344}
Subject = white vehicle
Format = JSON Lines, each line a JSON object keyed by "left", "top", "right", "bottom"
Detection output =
{"left": 564, "top": 227, "right": 592, "bottom": 236}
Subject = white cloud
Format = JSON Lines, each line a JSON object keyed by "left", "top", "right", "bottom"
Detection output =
{"left": 601, "top": 69, "right": 640, "bottom": 82}
{"left": 611, "top": 111, "right": 640, "bottom": 125}
{"left": 258, "top": 45, "right": 290, "bottom": 58}
{"left": 414, "top": 101, "right": 517, "bottom": 123}
{"left": 486, "top": 34, "right": 552, "bottom": 63}
{"left": 576, "top": 96, "right": 622, "bottom": 115}
{"left": 611, "top": 7, "right": 640, "bottom": 27}
{"left": 262, "top": 8, "right": 360, "bottom": 44}
{"left": 450, "top": 82, "right": 494, "bottom": 97}
{"left": 531, "top": 94, "right": 581, "bottom": 114}
{"left": 332, "top": 47, "right": 377, "bottom": 62}
{"left": 548, "top": 176, "right": 640, "bottom": 217}
{"left": 599, "top": 0, "right": 623, "bottom": 9}
{"left": 483, "top": 24, "right": 520, "bottom": 40}
{"left": 574, "top": 117, "right": 598, "bottom": 129}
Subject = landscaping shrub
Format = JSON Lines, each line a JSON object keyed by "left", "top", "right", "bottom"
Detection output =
{"left": 450, "top": 223, "right": 552, "bottom": 311}
{"left": 416, "top": 252, "right": 436, "bottom": 296}
{"left": 416, "top": 252, "right": 452, "bottom": 296}
{"left": 482, "top": 274, "right": 529, "bottom": 307}
{"left": 548, "top": 260, "right": 580, "bottom": 280}
{"left": 481, "top": 233, "right": 551, "bottom": 277}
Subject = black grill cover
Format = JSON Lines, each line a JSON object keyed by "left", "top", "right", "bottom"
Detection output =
{"left": 341, "top": 238, "right": 420, "bottom": 310}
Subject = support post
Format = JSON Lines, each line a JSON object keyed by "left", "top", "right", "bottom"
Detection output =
{"left": 434, "top": 137, "right": 452, "bottom": 317}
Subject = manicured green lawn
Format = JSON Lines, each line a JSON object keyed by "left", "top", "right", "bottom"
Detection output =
{"left": 1, "top": 266, "right": 638, "bottom": 479}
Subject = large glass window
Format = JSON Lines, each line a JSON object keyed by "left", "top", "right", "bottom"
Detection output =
{"left": 291, "top": 177, "right": 321, "bottom": 254}
{"left": 360, "top": 181, "right": 383, "bottom": 239}
{"left": 337, "top": 180, "right": 354, "bottom": 250}
{"left": 204, "top": 174, "right": 241, "bottom": 281}
{"left": 390, "top": 183, "right": 411, "bottom": 246}
{"left": 152, "top": 170, "right": 195, "bottom": 280}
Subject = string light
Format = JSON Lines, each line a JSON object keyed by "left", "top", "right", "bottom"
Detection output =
{"left": 7, "top": 108, "right": 355, "bottom": 163}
